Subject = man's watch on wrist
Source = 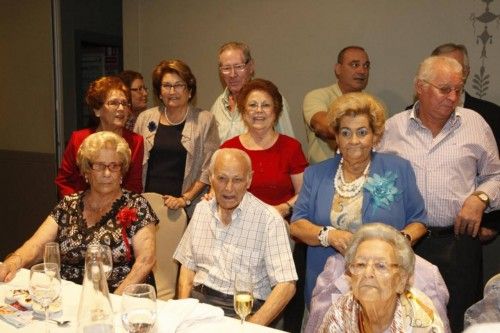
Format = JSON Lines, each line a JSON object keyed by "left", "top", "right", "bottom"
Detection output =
{"left": 182, "top": 195, "right": 192, "bottom": 206}
{"left": 400, "top": 231, "right": 412, "bottom": 243}
{"left": 472, "top": 191, "right": 490, "bottom": 207}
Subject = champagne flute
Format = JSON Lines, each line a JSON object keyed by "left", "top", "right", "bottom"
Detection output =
{"left": 44, "top": 242, "right": 60, "bottom": 273}
{"left": 121, "top": 283, "right": 156, "bottom": 333}
{"left": 29, "top": 263, "right": 61, "bottom": 333}
{"left": 234, "top": 275, "right": 254, "bottom": 325}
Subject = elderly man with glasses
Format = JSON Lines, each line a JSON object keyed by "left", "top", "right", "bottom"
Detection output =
{"left": 210, "top": 41, "right": 294, "bottom": 143}
{"left": 378, "top": 55, "right": 500, "bottom": 333}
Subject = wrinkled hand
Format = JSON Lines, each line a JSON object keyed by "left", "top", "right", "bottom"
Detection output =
{"left": 454, "top": 195, "right": 486, "bottom": 237}
{"left": 478, "top": 227, "right": 498, "bottom": 243}
{"left": 328, "top": 229, "right": 353, "bottom": 255}
{"left": 0, "top": 263, "right": 18, "bottom": 282}
{"left": 163, "top": 195, "right": 186, "bottom": 210}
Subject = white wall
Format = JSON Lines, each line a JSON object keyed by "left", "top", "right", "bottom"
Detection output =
{"left": 123, "top": 0, "right": 500, "bottom": 146}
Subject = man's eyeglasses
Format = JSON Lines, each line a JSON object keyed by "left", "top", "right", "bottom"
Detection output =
{"left": 130, "top": 86, "right": 148, "bottom": 92}
{"left": 90, "top": 162, "right": 122, "bottom": 172}
{"left": 106, "top": 100, "right": 131, "bottom": 109}
{"left": 349, "top": 260, "right": 399, "bottom": 276}
{"left": 161, "top": 83, "right": 187, "bottom": 92}
{"left": 219, "top": 60, "right": 250, "bottom": 75}
{"left": 423, "top": 80, "right": 463, "bottom": 96}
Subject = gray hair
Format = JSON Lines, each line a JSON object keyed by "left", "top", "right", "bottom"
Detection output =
{"left": 415, "top": 56, "right": 463, "bottom": 85}
{"left": 431, "top": 43, "right": 469, "bottom": 70}
{"left": 337, "top": 45, "right": 367, "bottom": 64}
{"left": 208, "top": 148, "right": 252, "bottom": 179}
{"left": 218, "top": 41, "right": 252, "bottom": 64}
{"left": 345, "top": 223, "right": 415, "bottom": 277}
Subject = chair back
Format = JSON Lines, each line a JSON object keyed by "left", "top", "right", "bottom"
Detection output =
{"left": 142, "top": 192, "right": 187, "bottom": 300}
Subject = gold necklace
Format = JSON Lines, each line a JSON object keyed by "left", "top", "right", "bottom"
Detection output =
{"left": 163, "top": 106, "right": 188, "bottom": 125}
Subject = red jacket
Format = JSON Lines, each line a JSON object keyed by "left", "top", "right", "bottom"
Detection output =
{"left": 55, "top": 128, "right": 144, "bottom": 196}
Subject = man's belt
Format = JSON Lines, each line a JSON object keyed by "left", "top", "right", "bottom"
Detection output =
{"left": 427, "top": 226, "right": 455, "bottom": 237}
{"left": 193, "top": 284, "right": 233, "bottom": 300}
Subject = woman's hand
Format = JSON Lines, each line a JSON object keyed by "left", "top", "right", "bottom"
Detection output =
{"left": 163, "top": 195, "right": 186, "bottom": 210}
{"left": 328, "top": 229, "right": 353, "bottom": 255}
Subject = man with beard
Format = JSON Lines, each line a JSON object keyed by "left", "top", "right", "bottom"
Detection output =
{"left": 303, "top": 46, "right": 370, "bottom": 164}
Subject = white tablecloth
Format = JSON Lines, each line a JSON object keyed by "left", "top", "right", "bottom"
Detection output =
{"left": 0, "top": 268, "right": 286, "bottom": 333}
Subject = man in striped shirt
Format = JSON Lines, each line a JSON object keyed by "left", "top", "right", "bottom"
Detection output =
{"left": 378, "top": 56, "right": 500, "bottom": 333}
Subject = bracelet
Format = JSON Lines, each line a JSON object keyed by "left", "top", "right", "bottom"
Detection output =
{"left": 318, "top": 226, "right": 334, "bottom": 247}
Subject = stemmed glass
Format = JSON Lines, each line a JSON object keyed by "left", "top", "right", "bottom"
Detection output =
{"left": 29, "top": 263, "right": 61, "bottom": 333}
{"left": 44, "top": 242, "right": 60, "bottom": 272}
{"left": 121, "top": 283, "right": 156, "bottom": 333}
{"left": 234, "top": 275, "right": 254, "bottom": 325}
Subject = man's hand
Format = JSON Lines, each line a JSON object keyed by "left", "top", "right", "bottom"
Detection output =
{"left": 163, "top": 195, "right": 186, "bottom": 210}
{"left": 454, "top": 195, "right": 486, "bottom": 237}
{"left": 0, "top": 262, "right": 18, "bottom": 282}
{"left": 478, "top": 227, "right": 498, "bottom": 243}
{"left": 328, "top": 229, "right": 353, "bottom": 255}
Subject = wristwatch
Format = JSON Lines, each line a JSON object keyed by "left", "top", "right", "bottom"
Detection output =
{"left": 182, "top": 195, "right": 192, "bottom": 206}
{"left": 472, "top": 191, "right": 490, "bottom": 207}
{"left": 400, "top": 231, "right": 412, "bottom": 243}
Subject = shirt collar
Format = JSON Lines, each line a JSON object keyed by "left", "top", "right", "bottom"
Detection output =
{"left": 409, "top": 101, "right": 462, "bottom": 129}
{"left": 209, "top": 192, "right": 248, "bottom": 224}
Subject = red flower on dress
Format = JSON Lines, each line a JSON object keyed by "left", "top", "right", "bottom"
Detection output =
{"left": 116, "top": 207, "right": 138, "bottom": 261}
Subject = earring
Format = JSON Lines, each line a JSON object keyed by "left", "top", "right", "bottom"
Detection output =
{"left": 120, "top": 178, "right": 123, "bottom": 185}
{"left": 85, "top": 176, "right": 89, "bottom": 183}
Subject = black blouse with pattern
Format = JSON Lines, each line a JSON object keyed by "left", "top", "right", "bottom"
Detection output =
{"left": 51, "top": 190, "right": 158, "bottom": 291}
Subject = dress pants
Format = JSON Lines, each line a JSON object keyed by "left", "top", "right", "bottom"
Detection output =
{"left": 414, "top": 230, "right": 482, "bottom": 333}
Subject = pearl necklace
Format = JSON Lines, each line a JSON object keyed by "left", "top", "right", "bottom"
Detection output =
{"left": 334, "top": 158, "right": 371, "bottom": 198}
{"left": 163, "top": 106, "right": 188, "bottom": 125}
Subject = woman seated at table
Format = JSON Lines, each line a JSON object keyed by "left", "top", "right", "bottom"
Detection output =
{"left": 318, "top": 223, "right": 444, "bottom": 332}
{"left": 134, "top": 59, "right": 219, "bottom": 215}
{"left": 290, "top": 92, "right": 427, "bottom": 305}
{"left": 221, "top": 78, "right": 308, "bottom": 217}
{"left": 0, "top": 132, "right": 158, "bottom": 294}
{"left": 55, "top": 76, "right": 144, "bottom": 197}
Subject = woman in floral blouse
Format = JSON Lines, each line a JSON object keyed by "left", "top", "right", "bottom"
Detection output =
{"left": 0, "top": 132, "right": 158, "bottom": 294}
{"left": 290, "top": 92, "right": 428, "bottom": 305}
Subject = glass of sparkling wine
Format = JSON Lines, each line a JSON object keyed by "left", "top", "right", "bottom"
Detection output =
{"left": 44, "top": 242, "right": 60, "bottom": 272}
{"left": 121, "top": 283, "right": 156, "bottom": 333}
{"left": 29, "top": 263, "right": 61, "bottom": 333}
{"left": 234, "top": 275, "right": 254, "bottom": 325}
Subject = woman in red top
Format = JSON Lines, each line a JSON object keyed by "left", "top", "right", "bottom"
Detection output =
{"left": 55, "top": 76, "right": 144, "bottom": 196}
{"left": 221, "top": 78, "right": 308, "bottom": 218}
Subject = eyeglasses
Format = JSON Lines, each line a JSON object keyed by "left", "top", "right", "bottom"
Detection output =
{"left": 349, "top": 260, "right": 399, "bottom": 276}
{"left": 219, "top": 60, "right": 250, "bottom": 75}
{"left": 161, "top": 82, "right": 187, "bottom": 92}
{"left": 246, "top": 101, "right": 273, "bottom": 113}
{"left": 90, "top": 162, "right": 122, "bottom": 172}
{"left": 423, "top": 80, "right": 463, "bottom": 96}
{"left": 130, "top": 86, "right": 148, "bottom": 92}
{"left": 106, "top": 100, "right": 131, "bottom": 109}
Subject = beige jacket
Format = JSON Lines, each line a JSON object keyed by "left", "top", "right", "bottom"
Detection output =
{"left": 134, "top": 105, "right": 220, "bottom": 202}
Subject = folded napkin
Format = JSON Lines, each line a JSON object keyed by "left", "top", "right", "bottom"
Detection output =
{"left": 157, "top": 298, "right": 224, "bottom": 333}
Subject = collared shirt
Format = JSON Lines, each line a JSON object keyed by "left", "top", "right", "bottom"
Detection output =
{"left": 210, "top": 88, "right": 295, "bottom": 143}
{"left": 302, "top": 83, "right": 343, "bottom": 164}
{"left": 173, "top": 192, "right": 297, "bottom": 300}
{"left": 378, "top": 103, "right": 500, "bottom": 227}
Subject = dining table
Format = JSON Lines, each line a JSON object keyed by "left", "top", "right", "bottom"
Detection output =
{"left": 0, "top": 267, "right": 287, "bottom": 333}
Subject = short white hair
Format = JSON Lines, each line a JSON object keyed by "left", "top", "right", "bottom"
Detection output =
{"left": 208, "top": 148, "right": 252, "bottom": 179}
{"left": 415, "top": 56, "right": 463, "bottom": 85}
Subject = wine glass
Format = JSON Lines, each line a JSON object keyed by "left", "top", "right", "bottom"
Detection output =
{"left": 44, "top": 242, "right": 60, "bottom": 272}
{"left": 86, "top": 244, "right": 113, "bottom": 279}
{"left": 234, "top": 275, "right": 254, "bottom": 325}
{"left": 29, "top": 263, "right": 61, "bottom": 333}
{"left": 121, "top": 283, "right": 156, "bottom": 333}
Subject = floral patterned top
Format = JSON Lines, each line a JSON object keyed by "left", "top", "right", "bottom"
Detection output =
{"left": 51, "top": 190, "right": 159, "bottom": 291}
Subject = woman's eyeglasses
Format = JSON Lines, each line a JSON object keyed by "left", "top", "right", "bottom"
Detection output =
{"left": 90, "top": 162, "right": 122, "bottom": 172}
{"left": 349, "top": 260, "right": 399, "bottom": 276}
{"left": 161, "top": 83, "right": 187, "bottom": 92}
{"left": 106, "top": 100, "right": 131, "bottom": 109}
